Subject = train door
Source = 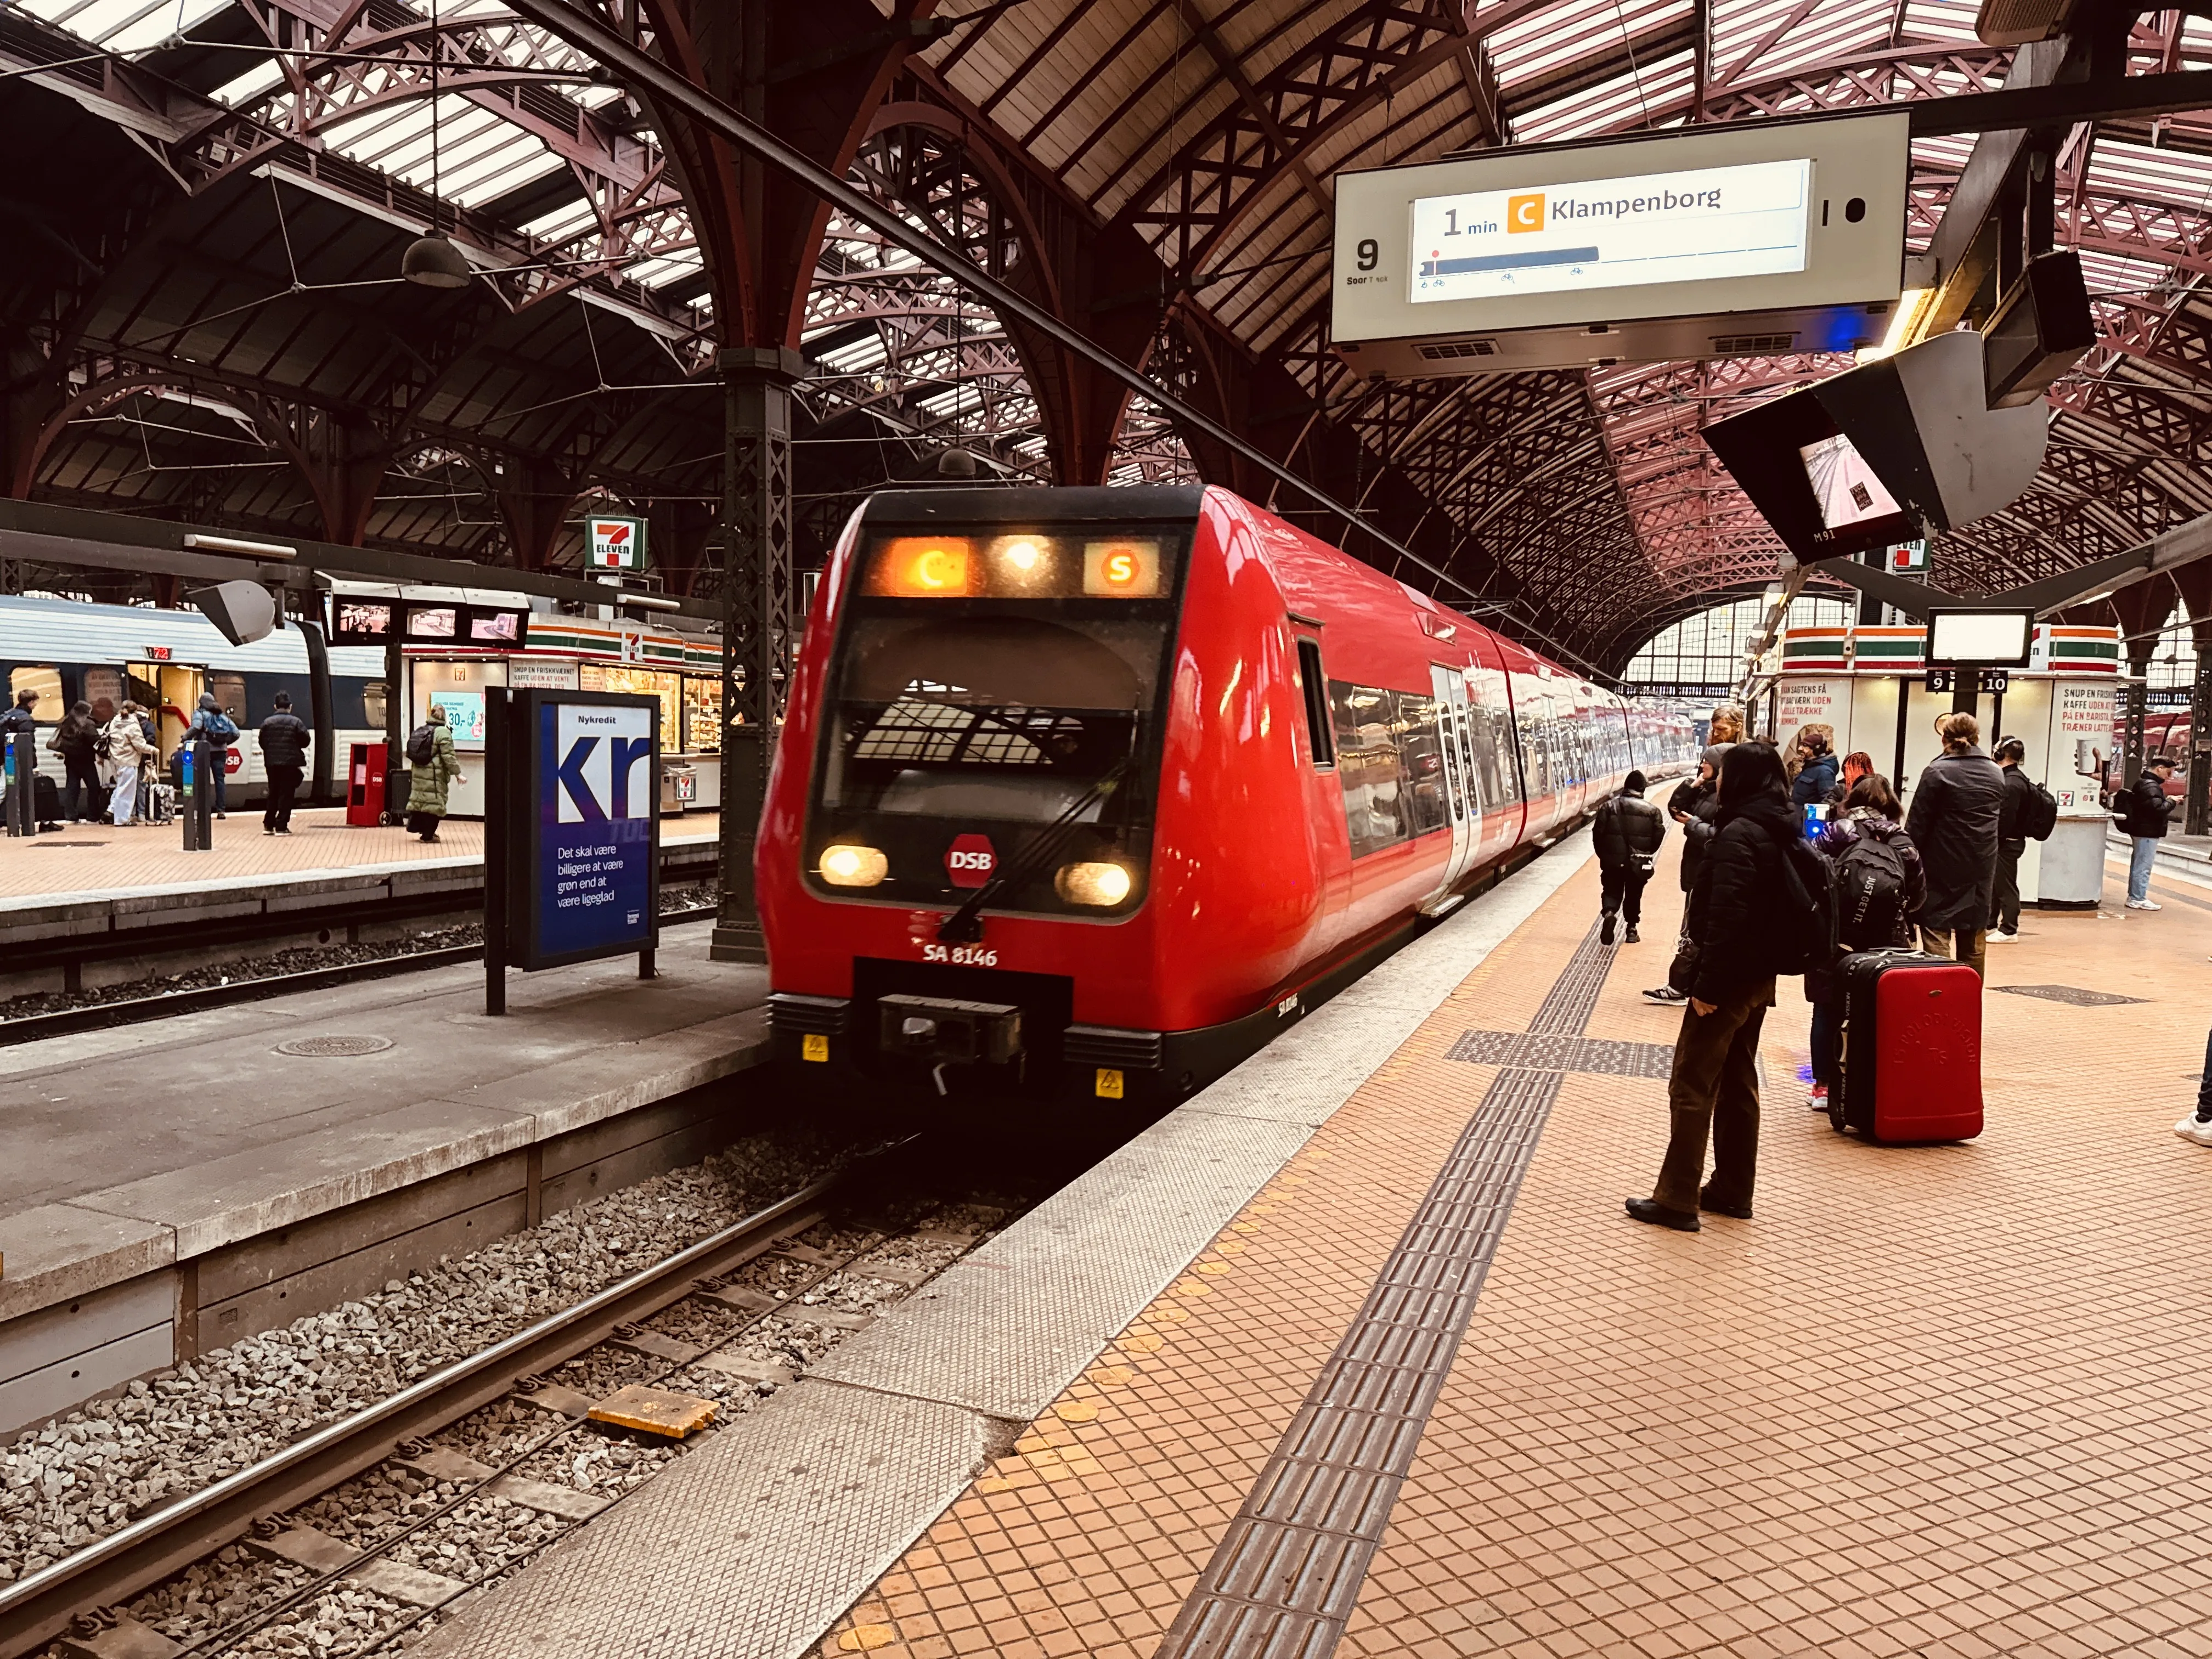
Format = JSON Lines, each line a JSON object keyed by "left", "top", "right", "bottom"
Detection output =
{"left": 128, "top": 661, "right": 205, "bottom": 762}
{"left": 1420, "top": 664, "right": 1478, "bottom": 913}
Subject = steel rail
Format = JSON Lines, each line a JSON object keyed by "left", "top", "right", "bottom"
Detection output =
{"left": 490, "top": 0, "right": 1612, "bottom": 682}
{"left": 0, "top": 1153, "right": 887, "bottom": 1659}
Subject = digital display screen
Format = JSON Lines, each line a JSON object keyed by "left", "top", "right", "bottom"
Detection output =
{"left": 404, "top": 605, "right": 458, "bottom": 640}
{"left": 1799, "top": 435, "right": 1901, "bottom": 531}
{"left": 1927, "top": 612, "right": 2034, "bottom": 667}
{"left": 1409, "top": 157, "right": 1810, "bottom": 305}
{"left": 430, "top": 689, "right": 486, "bottom": 746}
{"left": 334, "top": 600, "right": 394, "bottom": 642}
{"left": 862, "top": 533, "right": 1172, "bottom": 600}
{"left": 469, "top": 609, "right": 526, "bottom": 645}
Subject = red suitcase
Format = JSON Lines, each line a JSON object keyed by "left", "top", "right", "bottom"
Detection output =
{"left": 1833, "top": 949, "right": 1984, "bottom": 1143}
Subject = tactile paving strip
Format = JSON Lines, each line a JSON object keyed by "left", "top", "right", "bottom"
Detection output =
{"left": 1443, "top": 1028, "right": 1675, "bottom": 1078}
{"left": 1154, "top": 924, "right": 1612, "bottom": 1659}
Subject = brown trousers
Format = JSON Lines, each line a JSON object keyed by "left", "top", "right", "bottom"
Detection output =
{"left": 1918, "top": 924, "right": 1987, "bottom": 984}
{"left": 1652, "top": 977, "right": 1775, "bottom": 1215}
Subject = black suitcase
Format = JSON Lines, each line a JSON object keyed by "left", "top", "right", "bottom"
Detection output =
{"left": 34, "top": 773, "right": 61, "bottom": 827}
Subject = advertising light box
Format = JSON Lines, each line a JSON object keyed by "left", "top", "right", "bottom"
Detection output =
{"left": 1333, "top": 112, "right": 1909, "bottom": 378}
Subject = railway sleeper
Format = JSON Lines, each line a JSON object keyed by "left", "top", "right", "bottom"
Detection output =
{"left": 56, "top": 1608, "right": 184, "bottom": 1659}
{"left": 242, "top": 1520, "right": 465, "bottom": 1610}
{"left": 393, "top": 1444, "right": 608, "bottom": 1524}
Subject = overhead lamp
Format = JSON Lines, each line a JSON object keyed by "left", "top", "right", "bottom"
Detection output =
{"left": 402, "top": 234, "right": 471, "bottom": 290}
{"left": 613, "top": 591, "right": 681, "bottom": 612}
{"left": 183, "top": 532, "right": 297, "bottom": 560}
{"left": 936, "top": 447, "right": 978, "bottom": 478}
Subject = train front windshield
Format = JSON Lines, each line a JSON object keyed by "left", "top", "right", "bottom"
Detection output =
{"left": 806, "top": 527, "right": 1184, "bottom": 915}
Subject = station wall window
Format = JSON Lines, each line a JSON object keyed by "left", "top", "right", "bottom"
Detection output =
{"left": 1624, "top": 595, "right": 1852, "bottom": 690}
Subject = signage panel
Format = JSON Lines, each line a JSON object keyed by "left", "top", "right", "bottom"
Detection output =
{"left": 1331, "top": 111, "right": 1909, "bottom": 376}
{"left": 1410, "top": 159, "right": 1811, "bottom": 306}
{"left": 510, "top": 689, "right": 659, "bottom": 972}
{"left": 586, "top": 515, "right": 648, "bottom": 571}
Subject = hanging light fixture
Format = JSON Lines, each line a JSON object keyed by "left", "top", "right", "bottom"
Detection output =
{"left": 402, "top": 0, "right": 470, "bottom": 290}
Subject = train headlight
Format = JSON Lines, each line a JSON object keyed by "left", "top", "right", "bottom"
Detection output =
{"left": 820, "top": 844, "right": 888, "bottom": 888}
{"left": 1055, "top": 861, "right": 1133, "bottom": 907}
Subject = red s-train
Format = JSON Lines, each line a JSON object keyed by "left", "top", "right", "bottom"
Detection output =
{"left": 759, "top": 485, "right": 1694, "bottom": 1118}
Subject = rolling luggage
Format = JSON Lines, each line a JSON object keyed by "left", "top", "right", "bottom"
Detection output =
{"left": 1833, "top": 948, "right": 1983, "bottom": 1143}
{"left": 34, "top": 773, "right": 61, "bottom": 830}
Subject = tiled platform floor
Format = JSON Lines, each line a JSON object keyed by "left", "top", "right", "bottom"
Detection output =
{"left": 818, "top": 844, "right": 2212, "bottom": 1659}
{"left": 0, "top": 808, "right": 718, "bottom": 900}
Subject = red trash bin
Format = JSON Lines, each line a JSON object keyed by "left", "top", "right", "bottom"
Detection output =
{"left": 346, "top": 742, "right": 389, "bottom": 827}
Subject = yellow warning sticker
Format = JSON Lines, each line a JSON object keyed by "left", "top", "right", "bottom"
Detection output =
{"left": 1096, "top": 1067, "right": 1124, "bottom": 1099}
{"left": 802, "top": 1033, "right": 829, "bottom": 1063}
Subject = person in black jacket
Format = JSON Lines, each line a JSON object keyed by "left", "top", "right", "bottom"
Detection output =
{"left": 1628, "top": 742, "right": 1797, "bottom": 1232}
{"left": 2118, "top": 755, "right": 2176, "bottom": 910}
{"left": 0, "top": 687, "right": 35, "bottom": 826}
{"left": 49, "top": 701, "right": 102, "bottom": 822}
{"left": 1646, "top": 744, "right": 1731, "bottom": 1006}
{"left": 1904, "top": 712, "right": 2005, "bottom": 981}
{"left": 1594, "top": 769, "right": 1667, "bottom": 945}
{"left": 1988, "top": 737, "right": 2036, "bottom": 941}
{"left": 258, "top": 691, "right": 312, "bottom": 836}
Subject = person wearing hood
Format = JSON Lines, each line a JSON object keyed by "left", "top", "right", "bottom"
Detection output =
{"left": 1646, "top": 741, "right": 1733, "bottom": 1006}
{"left": 1905, "top": 711, "right": 2005, "bottom": 979}
{"left": 1593, "top": 768, "right": 1666, "bottom": 945}
{"left": 1790, "top": 728, "right": 1839, "bottom": 817}
{"left": 404, "top": 702, "right": 465, "bottom": 843}
{"left": 1629, "top": 741, "right": 1797, "bottom": 1232}
{"left": 185, "top": 691, "right": 239, "bottom": 819}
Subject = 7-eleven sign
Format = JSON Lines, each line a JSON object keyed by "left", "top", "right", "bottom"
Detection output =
{"left": 586, "top": 515, "right": 648, "bottom": 571}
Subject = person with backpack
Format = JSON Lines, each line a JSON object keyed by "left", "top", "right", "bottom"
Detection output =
{"left": 1628, "top": 742, "right": 1804, "bottom": 1232}
{"left": 49, "top": 700, "right": 102, "bottom": 822}
{"left": 2115, "top": 754, "right": 2178, "bottom": 911}
{"left": 103, "top": 700, "right": 155, "bottom": 826}
{"left": 405, "top": 703, "right": 465, "bottom": 842}
{"left": 257, "top": 691, "right": 312, "bottom": 835}
{"left": 1807, "top": 774, "right": 1926, "bottom": 1113}
{"left": 1646, "top": 743, "right": 1732, "bottom": 1006}
{"left": 185, "top": 691, "right": 239, "bottom": 820}
{"left": 1594, "top": 768, "right": 1667, "bottom": 945}
{"left": 1987, "top": 736, "right": 2055, "bottom": 941}
{"left": 1904, "top": 712, "right": 2005, "bottom": 981}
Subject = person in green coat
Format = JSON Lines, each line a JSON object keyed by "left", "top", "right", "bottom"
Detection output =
{"left": 405, "top": 703, "right": 466, "bottom": 842}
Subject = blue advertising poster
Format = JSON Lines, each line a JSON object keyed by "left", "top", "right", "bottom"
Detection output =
{"left": 522, "top": 692, "right": 659, "bottom": 968}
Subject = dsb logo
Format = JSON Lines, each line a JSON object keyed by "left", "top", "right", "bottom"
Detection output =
{"left": 945, "top": 833, "right": 996, "bottom": 889}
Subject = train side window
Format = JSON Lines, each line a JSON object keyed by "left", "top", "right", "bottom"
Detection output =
{"left": 7, "top": 665, "right": 61, "bottom": 720}
{"left": 1295, "top": 638, "right": 1333, "bottom": 767}
{"left": 209, "top": 673, "right": 247, "bottom": 720}
{"left": 1395, "top": 695, "right": 1451, "bottom": 836}
{"left": 1329, "top": 681, "right": 1410, "bottom": 858}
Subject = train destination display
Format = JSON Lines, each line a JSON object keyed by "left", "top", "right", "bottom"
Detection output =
{"left": 1409, "top": 159, "right": 1812, "bottom": 304}
{"left": 1330, "top": 111, "right": 1908, "bottom": 376}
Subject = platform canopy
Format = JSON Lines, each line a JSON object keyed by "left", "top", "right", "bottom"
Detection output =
{"left": 4, "top": 1, "right": 2211, "bottom": 673}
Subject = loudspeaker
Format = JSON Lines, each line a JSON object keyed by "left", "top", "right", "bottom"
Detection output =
{"left": 1701, "top": 330, "right": 2048, "bottom": 562}
{"left": 1983, "top": 250, "right": 2095, "bottom": 409}
{"left": 189, "top": 580, "right": 280, "bottom": 646}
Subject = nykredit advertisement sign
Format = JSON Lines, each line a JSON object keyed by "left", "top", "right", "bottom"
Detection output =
{"left": 515, "top": 689, "right": 659, "bottom": 970}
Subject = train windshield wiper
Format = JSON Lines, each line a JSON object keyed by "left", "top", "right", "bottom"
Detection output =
{"left": 935, "top": 760, "right": 1128, "bottom": 945}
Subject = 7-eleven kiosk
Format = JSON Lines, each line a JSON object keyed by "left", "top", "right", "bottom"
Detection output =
{"left": 1769, "top": 624, "right": 2121, "bottom": 908}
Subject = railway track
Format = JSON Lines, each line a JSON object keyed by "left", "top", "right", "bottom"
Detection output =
{"left": 0, "top": 905, "right": 717, "bottom": 1048}
{"left": 0, "top": 1136, "right": 985, "bottom": 1659}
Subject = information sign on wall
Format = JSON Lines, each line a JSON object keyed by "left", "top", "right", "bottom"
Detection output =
{"left": 1886, "top": 539, "right": 1929, "bottom": 574}
{"left": 506, "top": 689, "right": 659, "bottom": 972}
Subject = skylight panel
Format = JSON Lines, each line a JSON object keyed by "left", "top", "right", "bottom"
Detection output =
{"left": 208, "top": 56, "right": 287, "bottom": 109}
{"left": 621, "top": 250, "right": 704, "bottom": 288}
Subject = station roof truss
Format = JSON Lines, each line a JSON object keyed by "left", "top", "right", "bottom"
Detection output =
{"left": 7, "top": 0, "right": 2212, "bottom": 669}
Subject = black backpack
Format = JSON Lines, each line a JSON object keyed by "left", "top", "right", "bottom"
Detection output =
{"left": 405, "top": 722, "right": 436, "bottom": 766}
{"left": 1769, "top": 828, "right": 1841, "bottom": 974}
{"left": 1834, "top": 831, "right": 1909, "bottom": 949}
{"left": 2021, "top": 779, "right": 2058, "bottom": 841}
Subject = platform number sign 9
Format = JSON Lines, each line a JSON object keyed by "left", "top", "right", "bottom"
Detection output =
{"left": 586, "top": 515, "right": 648, "bottom": 572}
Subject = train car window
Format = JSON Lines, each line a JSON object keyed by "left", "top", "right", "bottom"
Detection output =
{"left": 1395, "top": 695, "right": 1451, "bottom": 836}
{"left": 1295, "top": 639, "right": 1333, "bottom": 768}
{"left": 209, "top": 673, "right": 247, "bottom": 720}
{"left": 7, "top": 665, "right": 61, "bottom": 720}
{"left": 1329, "top": 682, "right": 1410, "bottom": 857}
{"left": 82, "top": 666, "right": 124, "bottom": 724}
